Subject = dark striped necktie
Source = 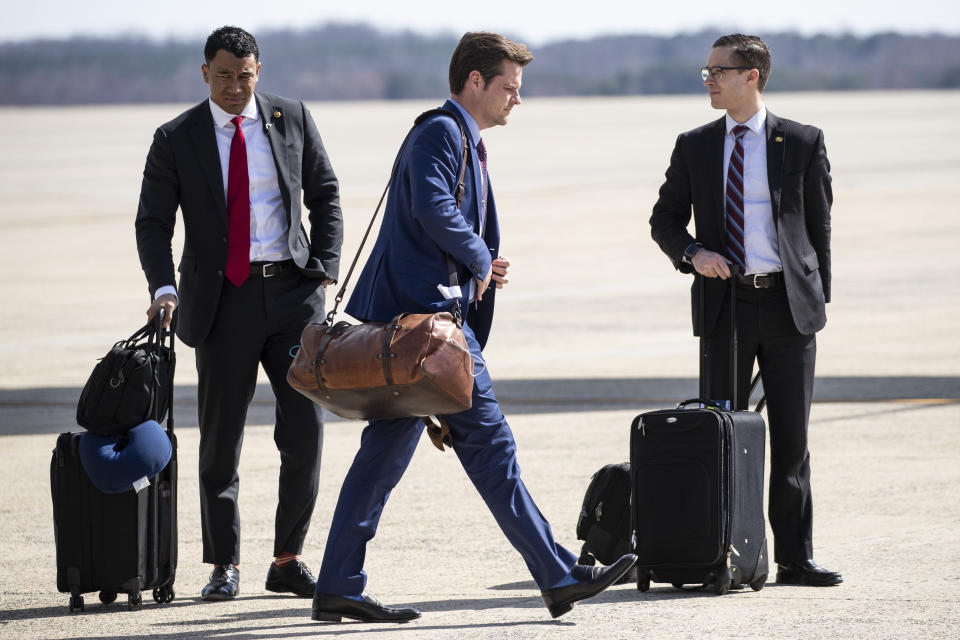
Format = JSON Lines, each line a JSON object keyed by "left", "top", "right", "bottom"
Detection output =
{"left": 725, "top": 124, "right": 750, "bottom": 270}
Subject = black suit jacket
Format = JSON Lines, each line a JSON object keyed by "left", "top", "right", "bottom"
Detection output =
{"left": 135, "top": 92, "right": 343, "bottom": 347}
{"left": 650, "top": 111, "right": 832, "bottom": 337}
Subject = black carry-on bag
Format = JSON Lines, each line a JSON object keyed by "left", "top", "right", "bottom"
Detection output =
{"left": 630, "top": 270, "right": 768, "bottom": 595}
{"left": 575, "top": 462, "right": 637, "bottom": 585}
{"left": 51, "top": 311, "right": 178, "bottom": 611}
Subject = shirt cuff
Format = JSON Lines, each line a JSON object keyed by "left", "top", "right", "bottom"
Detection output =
{"left": 154, "top": 285, "right": 178, "bottom": 301}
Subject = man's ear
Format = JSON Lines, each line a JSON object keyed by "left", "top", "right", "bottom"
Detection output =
{"left": 201, "top": 63, "right": 210, "bottom": 85}
{"left": 469, "top": 70, "right": 484, "bottom": 91}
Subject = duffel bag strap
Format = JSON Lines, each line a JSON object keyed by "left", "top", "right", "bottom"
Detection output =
{"left": 312, "top": 322, "right": 351, "bottom": 391}
{"left": 424, "top": 415, "right": 452, "bottom": 452}
{"left": 378, "top": 316, "right": 405, "bottom": 386}
{"left": 325, "top": 109, "right": 469, "bottom": 327}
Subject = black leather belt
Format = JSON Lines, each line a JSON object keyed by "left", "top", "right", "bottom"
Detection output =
{"left": 737, "top": 272, "right": 784, "bottom": 288}
{"left": 250, "top": 260, "right": 295, "bottom": 277}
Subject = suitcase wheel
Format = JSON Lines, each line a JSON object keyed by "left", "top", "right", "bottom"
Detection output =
{"left": 99, "top": 590, "right": 117, "bottom": 605}
{"left": 68, "top": 593, "right": 84, "bottom": 613}
{"left": 637, "top": 577, "right": 650, "bottom": 592}
{"left": 153, "top": 585, "right": 175, "bottom": 604}
{"left": 127, "top": 591, "right": 143, "bottom": 611}
{"left": 713, "top": 567, "right": 733, "bottom": 595}
{"left": 750, "top": 574, "right": 767, "bottom": 591}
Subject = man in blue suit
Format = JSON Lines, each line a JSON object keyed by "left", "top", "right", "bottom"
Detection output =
{"left": 311, "top": 32, "right": 636, "bottom": 624}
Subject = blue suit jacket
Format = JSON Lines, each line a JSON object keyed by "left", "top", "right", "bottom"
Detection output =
{"left": 345, "top": 100, "right": 501, "bottom": 348}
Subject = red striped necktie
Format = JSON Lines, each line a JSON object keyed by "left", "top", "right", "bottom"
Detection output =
{"left": 225, "top": 115, "right": 250, "bottom": 287}
{"left": 725, "top": 124, "right": 749, "bottom": 270}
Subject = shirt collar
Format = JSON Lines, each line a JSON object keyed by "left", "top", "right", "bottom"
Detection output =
{"left": 208, "top": 97, "right": 259, "bottom": 129}
{"left": 447, "top": 98, "right": 482, "bottom": 147}
{"left": 726, "top": 104, "right": 766, "bottom": 136}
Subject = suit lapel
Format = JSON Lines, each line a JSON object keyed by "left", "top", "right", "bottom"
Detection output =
{"left": 188, "top": 101, "right": 228, "bottom": 225}
{"left": 442, "top": 99, "right": 482, "bottom": 231}
{"left": 707, "top": 117, "right": 727, "bottom": 241}
{"left": 257, "top": 94, "right": 292, "bottom": 215}
{"left": 766, "top": 111, "right": 786, "bottom": 223}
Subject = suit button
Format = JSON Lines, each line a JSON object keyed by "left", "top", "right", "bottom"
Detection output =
{"left": 216, "top": 270, "right": 223, "bottom": 278}
{"left": 222, "top": 237, "right": 228, "bottom": 244}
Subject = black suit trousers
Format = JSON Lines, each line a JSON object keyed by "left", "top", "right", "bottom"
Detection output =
{"left": 702, "top": 283, "right": 816, "bottom": 564}
{"left": 195, "top": 268, "right": 325, "bottom": 565}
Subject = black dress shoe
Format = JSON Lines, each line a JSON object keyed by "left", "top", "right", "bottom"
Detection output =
{"left": 201, "top": 564, "right": 240, "bottom": 601}
{"left": 776, "top": 559, "right": 843, "bottom": 586}
{"left": 265, "top": 558, "right": 317, "bottom": 597}
{"left": 542, "top": 553, "right": 638, "bottom": 618}
{"left": 312, "top": 592, "right": 421, "bottom": 623}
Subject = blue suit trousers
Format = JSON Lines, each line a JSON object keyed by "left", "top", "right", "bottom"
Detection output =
{"left": 315, "top": 315, "right": 577, "bottom": 596}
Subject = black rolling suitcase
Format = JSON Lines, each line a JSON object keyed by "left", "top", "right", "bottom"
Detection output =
{"left": 630, "top": 271, "right": 768, "bottom": 595}
{"left": 50, "top": 314, "right": 178, "bottom": 611}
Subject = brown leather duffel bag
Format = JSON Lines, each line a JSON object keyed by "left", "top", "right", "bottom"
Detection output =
{"left": 287, "top": 109, "right": 477, "bottom": 423}
{"left": 287, "top": 312, "right": 473, "bottom": 420}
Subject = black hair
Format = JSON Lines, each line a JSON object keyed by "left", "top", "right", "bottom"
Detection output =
{"left": 204, "top": 25, "right": 259, "bottom": 63}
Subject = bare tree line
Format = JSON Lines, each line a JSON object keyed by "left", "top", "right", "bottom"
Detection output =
{"left": 1, "top": 23, "right": 957, "bottom": 105}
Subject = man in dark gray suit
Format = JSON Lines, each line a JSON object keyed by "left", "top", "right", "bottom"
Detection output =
{"left": 650, "top": 34, "right": 841, "bottom": 586}
{"left": 135, "top": 25, "right": 343, "bottom": 600}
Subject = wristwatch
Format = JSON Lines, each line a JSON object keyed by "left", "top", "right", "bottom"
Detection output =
{"left": 682, "top": 242, "right": 703, "bottom": 264}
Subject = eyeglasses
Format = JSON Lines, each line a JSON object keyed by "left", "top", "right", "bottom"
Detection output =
{"left": 700, "top": 65, "right": 752, "bottom": 82}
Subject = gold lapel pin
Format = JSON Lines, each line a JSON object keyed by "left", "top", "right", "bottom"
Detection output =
{"left": 273, "top": 111, "right": 282, "bottom": 118}
{"left": 775, "top": 136, "right": 783, "bottom": 143}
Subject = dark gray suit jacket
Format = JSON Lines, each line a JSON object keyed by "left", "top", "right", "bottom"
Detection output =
{"left": 135, "top": 92, "right": 343, "bottom": 347}
{"left": 650, "top": 111, "right": 832, "bottom": 337}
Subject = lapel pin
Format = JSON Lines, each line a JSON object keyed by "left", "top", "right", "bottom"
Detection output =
{"left": 273, "top": 111, "right": 281, "bottom": 118}
{"left": 775, "top": 136, "right": 783, "bottom": 143}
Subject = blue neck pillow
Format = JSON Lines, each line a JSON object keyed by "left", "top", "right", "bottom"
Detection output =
{"left": 78, "top": 420, "right": 172, "bottom": 494}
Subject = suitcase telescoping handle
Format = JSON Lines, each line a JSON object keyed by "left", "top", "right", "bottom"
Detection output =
{"left": 678, "top": 371, "right": 764, "bottom": 410}
{"left": 696, "top": 266, "right": 765, "bottom": 413}
{"left": 153, "top": 308, "right": 175, "bottom": 434}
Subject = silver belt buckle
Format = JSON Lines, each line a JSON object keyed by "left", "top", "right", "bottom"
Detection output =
{"left": 261, "top": 263, "right": 274, "bottom": 278}
{"left": 750, "top": 274, "right": 762, "bottom": 288}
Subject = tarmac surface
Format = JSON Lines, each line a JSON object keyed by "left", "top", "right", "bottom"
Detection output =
{"left": 1, "top": 92, "right": 959, "bottom": 639}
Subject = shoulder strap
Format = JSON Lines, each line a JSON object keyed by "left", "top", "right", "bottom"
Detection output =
{"left": 325, "top": 108, "right": 469, "bottom": 326}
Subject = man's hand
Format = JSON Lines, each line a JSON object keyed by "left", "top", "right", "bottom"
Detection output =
{"left": 691, "top": 249, "right": 733, "bottom": 279}
{"left": 475, "top": 266, "right": 494, "bottom": 301}
{"left": 147, "top": 293, "right": 178, "bottom": 328}
{"left": 491, "top": 256, "right": 510, "bottom": 289}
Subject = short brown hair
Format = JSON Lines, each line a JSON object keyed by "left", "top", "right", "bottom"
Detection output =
{"left": 713, "top": 34, "right": 771, "bottom": 92}
{"left": 449, "top": 32, "right": 534, "bottom": 94}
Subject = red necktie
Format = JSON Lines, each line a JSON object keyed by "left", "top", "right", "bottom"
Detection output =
{"left": 225, "top": 115, "right": 250, "bottom": 287}
{"left": 725, "top": 124, "right": 749, "bottom": 270}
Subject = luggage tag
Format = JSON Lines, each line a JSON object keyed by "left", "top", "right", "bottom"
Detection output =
{"left": 132, "top": 476, "right": 151, "bottom": 493}
{"left": 437, "top": 283, "right": 462, "bottom": 299}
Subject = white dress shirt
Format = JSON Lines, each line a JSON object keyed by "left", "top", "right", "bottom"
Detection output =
{"left": 723, "top": 105, "right": 782, "bottom": 275}
{"left": 154, "top": 97, "right": 290, "bottom": 299}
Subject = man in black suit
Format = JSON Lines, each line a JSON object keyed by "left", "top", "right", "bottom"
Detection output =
{"left": 650, "top": 34, "right": 841, "bottom": 586}
{"left": 135, "top": 25, "right": 343, "bottom": 600}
